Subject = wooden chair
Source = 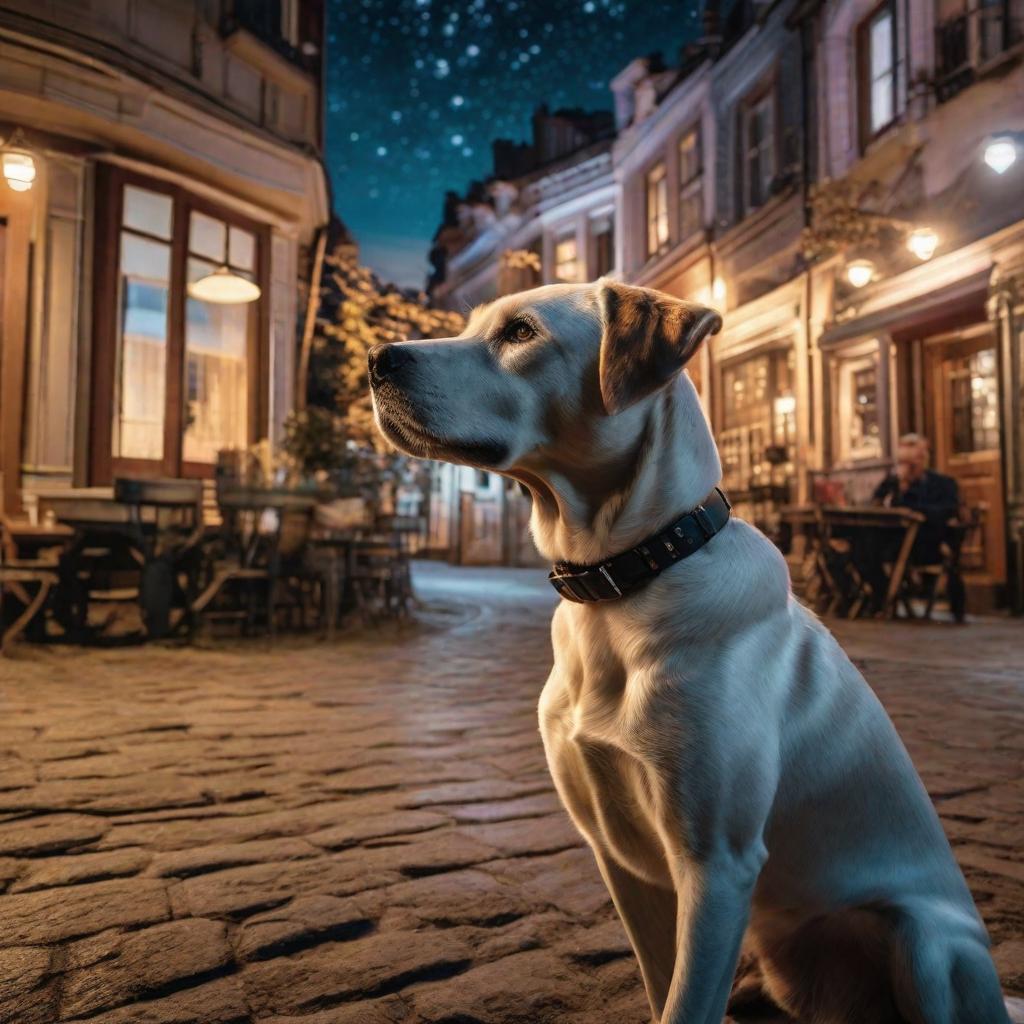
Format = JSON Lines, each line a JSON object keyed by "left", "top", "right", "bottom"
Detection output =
{"left": 349, "top": 533, "right": 411, "bottom": 626}
{"left": 193, "top": 486, "right": 320, "bottom": 638}
{"left": 0, "top": 565, "right": 59, "bottom": 654}
{"left": 0, "top": 519, "right": 66, "bottom": 654}
{"left": 899, "top": 506, "right": 981, "bottom": 623}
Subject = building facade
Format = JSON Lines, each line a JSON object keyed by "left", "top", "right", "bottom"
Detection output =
{"left": 0, "top": 0, "right": 329, "bottom": 515}
{"left": 427, "top": 107, "right": 616, "bottom": 566}
{"left": 422, "top": 0, "right": 1024, "bottom": 612}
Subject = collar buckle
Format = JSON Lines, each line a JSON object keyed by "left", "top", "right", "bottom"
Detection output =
{"left": 693, "top": 504, "right": 716, "bottom": 540}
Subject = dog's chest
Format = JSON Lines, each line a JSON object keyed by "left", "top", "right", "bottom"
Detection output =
{"left": 540, "top": 657, "right": 674, "bottom": 887}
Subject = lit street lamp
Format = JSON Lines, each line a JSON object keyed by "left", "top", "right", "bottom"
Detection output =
{"left": 983, "top": 136, "right": 1017, "bottom": 175}
{"left": 1, "top": 129, "right": 36, "bottom": 192}
{"left": 846, "top": 258, "right": 875, "bottom": 288}
{"left": 907, "top": 228, "right": 938, "bottom": 262}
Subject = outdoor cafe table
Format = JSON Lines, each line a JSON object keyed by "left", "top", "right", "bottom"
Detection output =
{"left": 39, "top": 481, "right": 203, "bottom": 641}
{"left": 818, "top": 505, "right": 926, "bottom": 619}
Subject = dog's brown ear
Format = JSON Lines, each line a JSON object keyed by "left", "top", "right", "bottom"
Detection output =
{"left": 597, "top": 280, "right": 722, "bottom": 415}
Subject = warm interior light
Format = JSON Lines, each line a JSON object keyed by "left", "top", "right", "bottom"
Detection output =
{"left": 711, "top": 277, "right": 726, "bottom": 303}
{"left": 187, "top": 266, "right": 261, "bottom": 304}
{"left": 3, "top": 151, "right": 36, "bottom": 192}
{"left": 774, "top": 394, "right": 797, "bottom": 416}
{"left": 846, "top": 258, "right": 875, "bottom": 288}
{"left": 907, "top": 228, "right": 938, "bottom": 261}
{"left": 983, "top": 137, "right": 1017, "bottom": 175}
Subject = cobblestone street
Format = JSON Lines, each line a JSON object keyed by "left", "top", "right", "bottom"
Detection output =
{"left": 0, "top": 563, "right": 1022, "bottom": 1024}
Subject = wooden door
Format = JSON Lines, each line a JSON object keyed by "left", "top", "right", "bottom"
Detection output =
{"left": 458, "top": 492, "right": 503, "bottom": 565}
{"left": 926, "top": 326, "right": 1006, "bottom": 590}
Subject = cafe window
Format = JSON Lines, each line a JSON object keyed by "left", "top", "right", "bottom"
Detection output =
{"left": 859, "top": 2, "right": 898, "bottom": 144}
{"left": 742, "top": 89, "right": 775, "bottom": 212}
{"left": 949, "top": 347, "right": 999, "bottom": 454}
{"left": 646, "top": 162, "right": 669, "bottom": 258}
{"left": 718, "top": 348, "right": 795, "bottom": 495}
{"left": 679, "top": 128, "right": 703, "bottom": 241}
{"left": 184, "top": 215, "right": 256, "bottom": 463}
{"left": 836, "top": 352, "right": 883, "bottom": 463}
{"left": 554, "top": 231, "right": 580, "bottom": 283}
{"left": 95, "top": 168, "right": 264, "bottom": 482}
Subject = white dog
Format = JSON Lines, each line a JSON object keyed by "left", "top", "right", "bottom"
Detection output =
{"left": 369, "top": 280, "right": 1017, "bottom": 1024}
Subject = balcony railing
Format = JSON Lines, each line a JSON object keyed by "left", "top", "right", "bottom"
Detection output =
{"left": 936, "top": 0, "right": 1023, "bottom": 102}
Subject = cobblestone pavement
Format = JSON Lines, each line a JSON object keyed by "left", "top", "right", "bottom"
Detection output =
{"left": 0, "top": 562, "right": 1021, "bottom": 1024}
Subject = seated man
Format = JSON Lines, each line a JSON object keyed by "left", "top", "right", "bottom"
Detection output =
{"left": 872, "top": 433, "right": 965, "bottom": 619}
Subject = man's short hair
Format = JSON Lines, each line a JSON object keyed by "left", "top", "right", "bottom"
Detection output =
{"left": 898, "top": 432, "right": 929, "bottom": 449}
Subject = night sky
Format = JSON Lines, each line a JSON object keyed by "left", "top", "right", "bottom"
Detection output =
{"left": 325, "top": 0, "right": 702, "bottom": 289}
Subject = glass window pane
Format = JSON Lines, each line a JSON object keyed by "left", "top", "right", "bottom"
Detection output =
{"left": 555, "top": 235, "right": 578, "bottom": 282}
{"left": 114, "top": 233, "right": 170, "bottom": 461}
{"left": 123, "top": 186, "right": 173, "bottom": 240}
{"left": 229, "top": 226, "right": 256, "bottom": 271}
{"left": 189, "top": 211, "right": 227, "bottom": 263}
{"left": 183, "top": 257, "right": 250, "bottom": 463}
{"left": 870, "top": 11, "right": 893, "bottom": 79}
{"left": 871, "top": 75, "right": 894, "bottom": 131}
{"left": 679, "top": 131, "right": 699, "bottom": 183}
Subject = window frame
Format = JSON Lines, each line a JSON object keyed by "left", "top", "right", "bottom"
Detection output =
{"left": 90, "top": 164, "right": 270, "bottom": 485}
{"left": 553, "top": 228, "right": 580, "bottom": 283}
{"left": 833, "top": 344, "right": 885, "bottom": 465}
{"left": 857, "top": 0, "right": 899, "bottom": 149}
{"left": 645, "top": 161, "right": 670, "bottom": 260}
{"left": 590, "top": 212, "right": 615, "bottom": 279}
{"left": 678, "top": 125, "right": 704, "bottom": 243}
{"left": 738, "top": 79, "right": 778, "bottom": 215}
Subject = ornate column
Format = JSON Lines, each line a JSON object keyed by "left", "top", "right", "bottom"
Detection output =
{"left": 988, "top": 258, "right": 1024, "bottom": 614}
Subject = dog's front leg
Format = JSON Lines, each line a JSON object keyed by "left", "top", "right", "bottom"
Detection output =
{"left": 660, "top": 858, "right": 759, "bottom": 1024}
{"left": 592, "top": 847, "right": 678, "bottom": 1020}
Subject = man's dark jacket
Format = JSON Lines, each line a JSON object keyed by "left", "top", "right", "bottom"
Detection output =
{"left": 872, "top": 469, "right": 961, "bottom": 561}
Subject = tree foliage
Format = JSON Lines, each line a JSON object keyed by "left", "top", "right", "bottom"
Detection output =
{"left": 800, "top": 178, "right": 907, "bottom": 262}
{"left": 305, "top": 221, "right": 465, "bottom": 448}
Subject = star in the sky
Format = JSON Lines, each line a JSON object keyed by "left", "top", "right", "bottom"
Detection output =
{"left": 326, "top": 0, "right": 702, "bottom": 287}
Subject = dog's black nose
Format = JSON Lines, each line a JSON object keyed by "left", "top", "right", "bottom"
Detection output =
{"left": 368, "top": 343, "right": 414, "bottom": 386}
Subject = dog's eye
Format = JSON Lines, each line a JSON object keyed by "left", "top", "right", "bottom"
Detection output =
{"left": 507, "top": 321, "right": 536, "bottom": 344}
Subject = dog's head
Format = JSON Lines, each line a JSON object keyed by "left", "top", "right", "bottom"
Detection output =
{"left": 369, "top": 279, "right": 721, "bottom": 474}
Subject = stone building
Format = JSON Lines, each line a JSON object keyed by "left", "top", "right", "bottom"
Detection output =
{"left": 0, "top": 0, "right": 329, "bottom": 514}
{"left": 423, "top": 0, "right": 1024, "bottom": 613}
{"left": 426, "top": 105, "right": 616, "bottom": 566}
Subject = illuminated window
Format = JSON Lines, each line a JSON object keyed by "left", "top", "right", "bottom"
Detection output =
{"left": 950, "top": 347, "right": 999, "bottom": 454}
{"left": 554, "top": 231, "right": 579, "bottom": 282}
{"left": 184, "top": 214, "right": 255, "bottom": 463}
{"left": 646, "top": 163, "right": 669, "bottom": 258}
{"left": 100, "top": 172, "right": 262, "bottom": 479}
{"left": 836, "top": 352, "right": 883, "bottom": 462}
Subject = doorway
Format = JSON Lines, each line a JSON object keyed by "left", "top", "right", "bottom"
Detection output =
{"left": 924, "top": 324, "right": 1006, "bottom": 601}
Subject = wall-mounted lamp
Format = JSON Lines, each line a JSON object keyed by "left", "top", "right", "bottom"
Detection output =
{"left": 711, "top": 276, "right": 726, "bottom": 304}
{"left": 188, "top": 266, "right": 261, "bottom": 304}
{"left": 983, "top": 136, "right": 1017, "bottom": 175}
{"left": 846, "top": 258, "right": 876, "bottom": 288}
{"left": 906, "top": 227, "right": 938, "bottom": 262}
{"left": 1, "top": 129, "right": 36, "bottom": 192}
